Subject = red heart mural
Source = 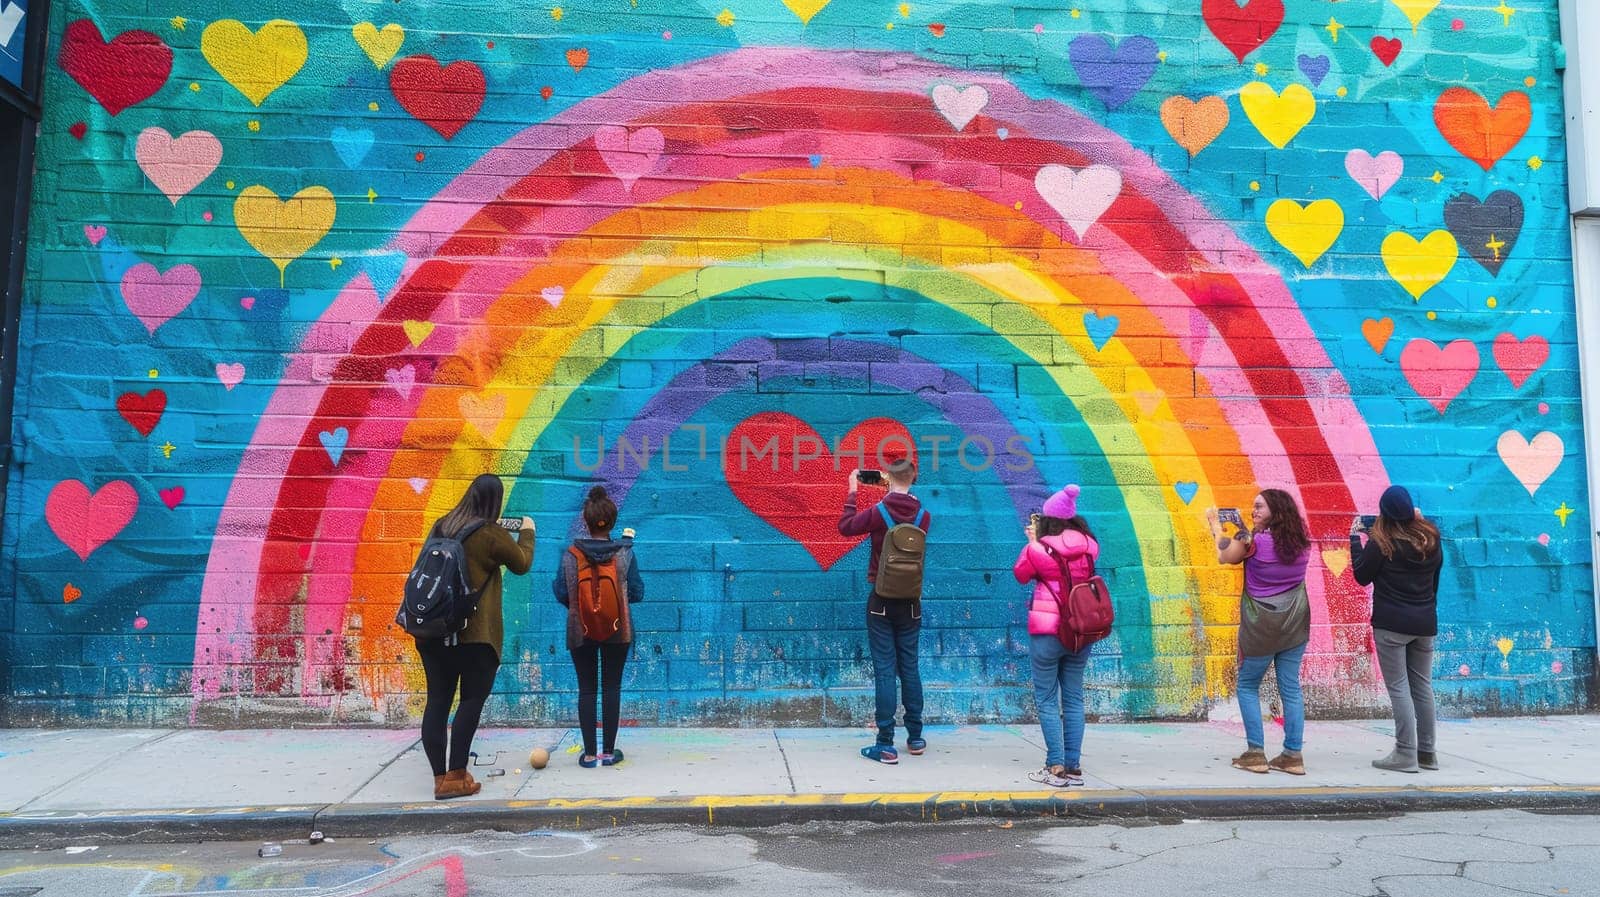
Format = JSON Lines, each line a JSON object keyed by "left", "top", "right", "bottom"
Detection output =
{"left": 724, "top": 413, "right": 914, "bottom": 571}
{"left": 116, "top": 388, "right": 166, "bottom": 437}
{"left": 1202, "top": 0, "right": 1285, "bottom": 64}
{"left": 58, "top": 19, "right": 173, "bottom": 116}
{"left": 389, "top": 55, "right": 487, "bottom": 140}
{"left": 1433, "top": 87, "right": 1531, "bottom": 171}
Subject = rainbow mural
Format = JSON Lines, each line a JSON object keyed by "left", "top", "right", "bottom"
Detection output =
{"left": 4, "top": 0, "right": 1591, "bottom": 724}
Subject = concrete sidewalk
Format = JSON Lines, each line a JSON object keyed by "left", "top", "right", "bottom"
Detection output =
{"left": 1, "top": 715, "right": 1598, "bottom": 846}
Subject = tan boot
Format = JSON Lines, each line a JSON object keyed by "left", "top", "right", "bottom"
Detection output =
{"left": 459, "top": 769, "right": 482, "bottom": 795}
{"left": 435, "top": 769, "right": 478, "bottom": 800}
{"left": 1231, "top": 749, "right": 1269, "bottom": 774}
{"left": 1268, "top": 751, "right": 1306, "bottom": 776}
{"left": 432, "top": 774, "right": 448, "bottom": 799}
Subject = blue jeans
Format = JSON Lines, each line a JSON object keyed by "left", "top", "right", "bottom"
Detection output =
{"left": 1030, "top": 634, "right": 1090, "bottom": 768}
{"left": 866, "top": 603, "right": 923, "bottom": 745}
{"left": 1237, "top": 641, "right": 1307, "bottom": 752}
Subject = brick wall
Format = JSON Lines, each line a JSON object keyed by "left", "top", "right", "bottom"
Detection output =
{"left": 2, "top": 0, "right": 1593, "bottom": 725}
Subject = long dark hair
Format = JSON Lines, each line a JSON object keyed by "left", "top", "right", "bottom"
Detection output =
{"left": 583, "top": 485, "right": 616, "bottom": 535}
{"left": 1372, "top": 516, "right": 1441, "bottom": 560}
{"left": 433, "top": 474, "right": 504, "bottom": 538}
{"left": 1038, "top": 514, "right": 1095, "bottom": 542}
{"left": 1255, "top": 488, "right": 1309, "bottom": 561}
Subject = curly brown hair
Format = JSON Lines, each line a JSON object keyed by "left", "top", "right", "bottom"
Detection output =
{"left": 1255, "top": 488, "right": 1309, "bottom": 561}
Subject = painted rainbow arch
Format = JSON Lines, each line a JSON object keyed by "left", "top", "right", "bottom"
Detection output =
{"left": 195, "top": 49, "right": 1388, "bottom": 716}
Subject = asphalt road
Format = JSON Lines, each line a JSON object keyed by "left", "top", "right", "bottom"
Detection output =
{"left": 0, "top": 809, "right": 1590, "bottom": 896}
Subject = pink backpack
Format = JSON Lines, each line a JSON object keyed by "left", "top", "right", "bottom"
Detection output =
{"left": 1040, "top": 543, "right": 1114, "bottom": 652}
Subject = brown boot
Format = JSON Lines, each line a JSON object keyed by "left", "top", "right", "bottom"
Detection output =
{"left": 435, "top": 769, "right": 479, "bottom": 800}
{"left": 1268, "top": 751, "right": 1305, "bottom": 776}
{"left": 1231, "top": 749, "right": 1269, "bottom": 774}
{"left": 432, "top": 774, "right": 448, "bottom": 799}
{"left": 460, "top": 769, "right": 481, "bottom": 793}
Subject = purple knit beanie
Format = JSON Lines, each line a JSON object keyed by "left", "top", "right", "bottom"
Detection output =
{"left": 1042, "top": 484, "right": 1081, "bottom": 519}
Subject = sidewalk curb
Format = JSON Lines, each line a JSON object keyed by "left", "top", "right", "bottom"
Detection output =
{"left": 5, "top": 785, "right": 1600, "bottom": 847}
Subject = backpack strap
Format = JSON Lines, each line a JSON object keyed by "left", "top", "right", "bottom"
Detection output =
{"left": 877, "top": 503, "right": 896, "bottom": 530}
{"left": 914, "top": 509, "right": 928, "bottom": 530}
{"left": 1040, "top": 541, "right": 1076, "bottom": 590}
{"left": 876, "top": 504, "right": 929, "bottom": 531}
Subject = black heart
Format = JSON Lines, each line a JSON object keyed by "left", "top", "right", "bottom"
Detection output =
{"left": 1444, "top": 190, "right": 1524, "bottom": 277}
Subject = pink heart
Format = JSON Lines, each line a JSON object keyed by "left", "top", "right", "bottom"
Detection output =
{"left": 385, "top": 364, "right": 416, "bottom": 399}
{"left": 45, "top": 479, "right": 139, "bottom": 561}
{"left": 1492, "top": 333, "right": 1549, "bottom": 389}
{"left": 1400, "top": 338, "right": 1479, "bottom": 414}
{"left": 239, "top": 296, "right": 256, "bottom": 310}
{"left": 120, "top": 263, "right": 200, "bottom": 334}
{"left": 1497, "top": 430, "right": 1563, "bottom": 496}
{"left": 930, "top": 83, "right": 989, "bottom": 131}
{"left": 593, "top": 125, "right": 664, "bottom": 190}
{"left": 159, "top": 486, "right": 186, "bottom": 510}
{"left": 135, "top": 127, "right": 222, "bottom": 205}
{"left": 540, "top": 286, "right": 565, "bottom": 306}
{"left": 1034, "top": 164, "right": 1123, "bottom": 240}
{"left": 1345, "top": 149, "right": 1404, "bottom": 201}
{"left": 408, "top": 477, "right": 428, "bottom": 494}
{"left": 214, "top": 362, "right": 245, "bottom": 390}
{"left": 84, "top": 225, "right": 107, "bottom": 246}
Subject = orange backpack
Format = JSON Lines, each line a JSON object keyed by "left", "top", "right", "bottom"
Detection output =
{"left": 570, "top": 546, "right": 622, "bottom": 642}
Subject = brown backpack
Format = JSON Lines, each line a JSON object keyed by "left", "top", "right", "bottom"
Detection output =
{"left": 873, "top": 504, "right": 929, "bottom": 600}
{"left": 570, "top": 546, "right": 622, "bottom": 641}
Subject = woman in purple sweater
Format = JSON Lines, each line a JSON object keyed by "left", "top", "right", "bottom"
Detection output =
{"left": 1209, "top": 489, "right": 1312, "bottom": 776}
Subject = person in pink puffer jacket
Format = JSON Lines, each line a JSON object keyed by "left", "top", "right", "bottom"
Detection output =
{"left": 1012, "top": 483, "right": 1100, "bottom": 788}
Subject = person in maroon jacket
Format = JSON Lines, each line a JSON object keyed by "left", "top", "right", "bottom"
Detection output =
{"left": 839, "top": 456, "right": 931, "bottom": 764}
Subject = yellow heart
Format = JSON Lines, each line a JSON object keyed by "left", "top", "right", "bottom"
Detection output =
{"left": 352, "top": 22, "right": 404, "bottom": 70}
{"left": 1381, "top": 230, "right": 1459, "bottom": 300}
{"left": 781, "top": 0, "right": 831, "bottom": 24}
{"left": 202, "top": 19, "right": 308, "bottom": 106}
{"left": 1239, "top": 82, "right": 1315, "bottom": 150}
{"left": 233, "top": 185, "right": 336, "bottom": 283}
{"left": 403, "top": 320, "right": 435, "bottom": 347}
{"left": 1265, "top": 199, "right": 1344, "bottom": 267}
{"left": 1321, "top": 548, "right": 1350, "bottom": 578}
{"left": 1390, "top": 0, "right": 1441, "bottom": 30}
{"left": 1495, "top": 636, "right": 1514, "bottom": 657}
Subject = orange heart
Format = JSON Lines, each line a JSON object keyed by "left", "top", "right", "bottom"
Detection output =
{"left": 1159, "top": 95, "right": 1229, "bottom": 156}
{"left": 63, "top": 582, "right": 82, "bottom": 603}
{"left": 1362, "top": 317, "right": 1395, "bottom": 355}
{"left": 565, "top": 48, "right": 589, "bottom": 72}
{"left": 1433, "top": 87, "right": 1530, "bottom": 171}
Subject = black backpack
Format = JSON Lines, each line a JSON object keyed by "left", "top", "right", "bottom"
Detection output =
{"left": 396, "top": 521, "right": 487, "bottom": 640}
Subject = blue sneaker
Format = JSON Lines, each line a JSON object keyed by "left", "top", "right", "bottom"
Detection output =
{"left": 601, "top": 749, "right": 625, "bottom": 766}
{"left": 861, "top": 744, "right": 899, "bottom": 765}
{"left": 906, "top": 737, "right": 927, "bottom": 756}
{"left": 579, "top": 753, "right": 600, "bottom": 768}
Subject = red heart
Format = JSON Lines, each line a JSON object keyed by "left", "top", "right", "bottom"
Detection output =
{"left": 724, "top": 413, "right": 914, "bottom": 571}
{"left": 1370, "top": 36, "right": 1402, "bottom": 66}
{"left": 540, "top": 86, "right": 553, "bottom": 101}
{"left": 63, "top": 583, "right": 83, "bottom": 604}
{"left": 1202, "top": 0, "right": 1285, "bottom": 64}
{"left": 159, "top": 486, "right": 186, "bottom": 510}
{"left": 928, "top": 23, "right": 946, "bottom": 37}
{"left": 58, "top": 19, "right": 173, "bottom": 116}
{"left": 1433, "top": 87, "right": 1531, "bottom": 171}
{"left": 1492, "top": 333, "right": 1549, "bottom": 389}
{"left": 69, "top": 122, "right": 88, "bottom": 140}
{"left": 1400, "top": 338, "right": 1479, "bottom": 414}
{"left": 46, "top": 480, "right": 139, "bottom": 561}
{"left": 116, "top": 388, "right": 166, "bottom": 437}
{"left": 389, "top": 55, "right": 486, "bottom": 140}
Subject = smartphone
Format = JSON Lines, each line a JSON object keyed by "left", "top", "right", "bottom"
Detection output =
{"left": 1359, "top": 515, "right": 1377, "bottom": 530}
{"left": 497, "top": 516, "right": 523, "bottom": 531}
{"left": 1217, "top": 507, "right": 1245, "bottom": 533}
{"left": 622, "top": 527, "right": 636, "bottom": 539}
{"left": 857, "top": 469, "right": 885, "bottom": 485}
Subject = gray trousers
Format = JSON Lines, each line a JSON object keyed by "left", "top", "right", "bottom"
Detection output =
{"left": 1374, "top": 628, "right": 1437, "bottom": 754}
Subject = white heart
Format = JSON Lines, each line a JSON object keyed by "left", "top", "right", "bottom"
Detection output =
{"left": 930, "top": 84, "right": 989, "bottom": 132}
{"left": 541, "top": 286, "right": 565, "bottom": 306}
{"left": 408, "top": 477, "right": 428, "bottom": 494}
{"left": 1034, "top": 164, "right": 1123, "bottom": 240}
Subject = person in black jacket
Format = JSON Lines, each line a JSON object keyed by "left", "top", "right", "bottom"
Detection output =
{"left": 1350, "top": 485, "right": 1443, "bottom": 774}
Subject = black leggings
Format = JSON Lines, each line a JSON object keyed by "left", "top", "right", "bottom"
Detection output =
{"left": 417, "top": 641, "right": 499, "bottom": 776}
{"left": 572, "top": 641, "right": 629, "bottom": 756}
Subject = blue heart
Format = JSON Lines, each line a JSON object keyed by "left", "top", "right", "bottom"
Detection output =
{"left": 1068, "top": 34, "right": 1159, "bottom": 110}
{"left": 319, "top": 427, "right": 349, "bottom": 466}
{"left": 330, "top": 127, "right": 375, "bottom": 168}
{"left": 1297, "top": 54, "right": 1330, "bottom": 88}
{"left": 809, "top": 154, "right": 823, "bottom": 168}
{"left": 1084, "top": 311, "right": 1120, "bottom": 351}
{"left": 996, "top": 127, "right": 1009, "bottom": 140}
{"left": 364, "top": 252, "right": 407, "bottom": 302}
{"left": 1174, "top": 481, "right": 1199, "bottom": 505}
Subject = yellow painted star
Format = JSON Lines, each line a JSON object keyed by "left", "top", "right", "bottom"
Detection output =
{"left": 367, "top": 188, "right": 378, "bottom": 203}
{"left": 885, "top": 22, "right": 893, "bottom": 29}
{"left": 1327, "top": 17, "right": 1343, "bottom": 43}
{"left": 170, "top": 16, "right": 187, "bottom": 30}
{"left": 148, "top": 369, "right": 159, "bottom": 378}
{"left": 1430, "top": 170, "right": 1444, "bottom": 184}
{"left": 160, "top": 442, "right": 176, "bottom": 459}
{"left": 1495, "top": 2, "right": 1515, "bottom": 26}
{"left": 898, "top": 3, "right": 910, "bottom": 17}
{"left": 1254, "top": 62, "right": 1269, "bottom": 76}
{"left": 1070, "top": 9, "right": 1081, "bottom": 18}
{"left": 1529, "top": 156, "right": 1544, "bottom": 171}
{"left": 717, "top": 8, "right": 734, "bottom": 26}
{"left": 1158, "top": 51, "right": 1167, "bottom": 63}
{"left": 1336, "top": 86, "right": 1348, "bottom": 98}
{"left": 330, "top": 257, "right": 343, "bottom": 270}
{"left": 551, "top": 6, "right": 564, "bottom": 21}
{"left": 1555, "top": 502, "right": 1575, "bottom": 527}
{"left": 247, "top": 120, "right": 260, "bottom": 132}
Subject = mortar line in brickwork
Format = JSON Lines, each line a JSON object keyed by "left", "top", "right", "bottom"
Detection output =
{"left": 14, "top": 730, "right": 180, "bottom": 813}
{"left": 772, "top": 730, "right": 797, "bottom": 794}
{"left": 337, "top": 736, "right": 423, "bottom": 805}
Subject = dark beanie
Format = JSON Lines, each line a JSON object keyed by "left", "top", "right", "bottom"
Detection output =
{"left": 1379, "top": 485, "right": 1415, "bottom": 522}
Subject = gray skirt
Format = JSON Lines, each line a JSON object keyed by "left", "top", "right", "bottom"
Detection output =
{"left": 1238, "top": 581, "right": 1311, "bottom": 658}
